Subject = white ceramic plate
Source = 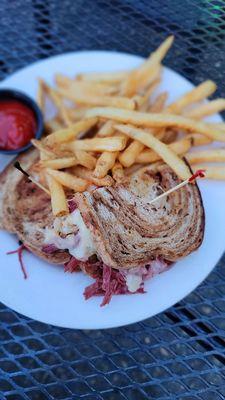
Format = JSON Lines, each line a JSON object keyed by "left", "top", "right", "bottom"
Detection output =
{"left": 0, "top": 51, "right": 224, "bottom": 329}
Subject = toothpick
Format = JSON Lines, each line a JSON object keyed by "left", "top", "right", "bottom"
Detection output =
{"left": 14, "top": 161, "right": 51, "bottom": 196}
{"left": 149, "top": 169, "right": 205, "bottom": 205}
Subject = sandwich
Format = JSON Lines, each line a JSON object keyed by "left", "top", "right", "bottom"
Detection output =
{"left": 0, "top": 150, "right": 204, "bottom": 306}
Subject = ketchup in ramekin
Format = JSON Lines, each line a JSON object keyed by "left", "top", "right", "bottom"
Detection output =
{"left": 0, "top": 89, "right": 43, "bottom": 154}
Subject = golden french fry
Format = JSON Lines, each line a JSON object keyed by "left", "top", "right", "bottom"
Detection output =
{"left": 31, "top": 139, "right": 57, "bottom": 159}
{"left": 76, "top": 70, "right": 128, "bottom": 83}
{"left": 97, "top": 120, "right": 115, "bottom": 137}
{"left": 66, "top": 107, "right": 90, "bottom": 121}
{"left": 73, "top": 166, "right": 114, "bottom": 186}
{"left": 112, "top": 162, "right": 125, "bottom": 182}
{"left": 213, "top": 123, "right": 225, "bottom": 131}
{"left": 119, "top": 140, "right": 145, "bottom": 167}
{"left": 115, "top": 124, "right": 191, "bottom": 180}
{"left": 192, "top": 165, "right": 225, "bottom": 180}
{"left": 187, "top": 133, "right": 212, "bottom": 146}
{"left": 121, "top": 36, "right": 174, "bottom": 96}
{"left": 70, "top": 136, "right": 127, "bottom": 152}
{"left": 149, "top": 92, "right": 168, "bottom": 112}
{"left": 137, "top": 77, "right": 161, "bottom": 111}
{"left": 45, "top": 118, "right": 98, "bottom": 146}
{"left": 40, "top": 157, "right": 78, "bottom": 169}
{"left": 166, "top": 80, "right": 217, "bottom": 114}
{"left": 37, "top": 78, "right": 45, "bottom": 112}
{"left": 74, "top": 150, "right": 96, "bottom": 169}
{"left": 57, "top": 87, "right": 136, "bottom": 110}
{"left": 185, "top": 99, "right": 225, "bottom": 119}
{"left": 46, "top": 169, "right": 88, "bottom": 192}
{"left": 136, "top": 137, "right": 192, "bottom": 163}
{"left": 93, "top": 151, "right": 118, "bottom": 178}
{"left": 86, "top": 107, "right": 225, "bottom": 142}
{"left": 45, "top": 117, "right": 64, "bottom": 133}
{"left": 56, "top": 74, "right": 118, "bottom": 95}
{"left": 186, "top": 149, "right": 225, "bottom": 164}
{"left": 40, "top": 80, "right": 71, "bottom": 127}
{"left": 46, "top": 174, "right": 69, "bottom": 216}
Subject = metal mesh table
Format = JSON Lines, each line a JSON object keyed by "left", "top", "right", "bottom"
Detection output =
{"left": 1, "top": 1, "right": 225, "bottom": 399}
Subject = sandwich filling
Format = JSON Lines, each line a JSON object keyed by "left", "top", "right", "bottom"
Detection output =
{"left": 43, "top": 206, "right": 170, "bottom": 305}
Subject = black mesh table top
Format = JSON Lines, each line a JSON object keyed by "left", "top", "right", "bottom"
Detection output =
{"left": 1, "top": 1, "right": 225, "bottom": 399}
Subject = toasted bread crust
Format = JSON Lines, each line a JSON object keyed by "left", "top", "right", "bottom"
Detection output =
{"left": 0, "top": 148, "right": 70, "bottom": 264}
{"left": 76, "top": 163, "right": 205, "bottom": 269}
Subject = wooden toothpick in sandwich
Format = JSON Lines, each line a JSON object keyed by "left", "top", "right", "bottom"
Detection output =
{"left": 149, "top": 169, "right": 206, "bottom": 205}
{"left": 14, "top": 161, "right": 51, "bottom": 196}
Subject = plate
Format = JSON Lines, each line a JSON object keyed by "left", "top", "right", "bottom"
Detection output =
{"left": 0, "top": 51, "right": 224, "bottom": 329}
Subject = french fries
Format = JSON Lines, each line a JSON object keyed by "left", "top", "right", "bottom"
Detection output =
{"left": 73, "top": 166, "right": 114, "bottom": 186}
{"left": 40, "top": 157, "right": 78, "bottom": 169}
{"left": 186, "top": 149, "right": 225, "bottom": 164}
{"left": 57, "top": 87, "right": 136, "bottom": 110}
{"left": 136, "top": 137, "right": 192, "bottom": 163}
{"left": 97, "top": 120, "right": 115, "bottom": 137}
{"left": 86, "top": 107, "right": 225, "bottom": 142}
{"left": 74, "top": 150, "right": 96, "bottom": 169}
{"left": 45, "top": 118, "right": 98, "bottom": 146}
{"left": 112, "top": 162, "right": 125, "bottom": 182}
{"left": 166, "top": 80, "right": 217, "bottom": 114}
{"left": 69, "top": 136, "right": 127, "bottom": 152}
{"left": 193, "top": 165, "right": 225, "bottom": 180}
{"left": 46, "top": 169, "right": 89, "bottom": 192}
{"left": 119, "top": 141, "right": 145, "bottom": 167}
{"left": 93, "top": 151, "right": 118, "bottom": 178}
{"left": 46, "top": 174, "right": 69, "bottom": 216}
{"left": 115, "top": 124, "right": 191, "bottom": 180}
{"left": 34, "top": 35, "right": 225, "bottom": 217}
{"left": 185, "top": 99, "right": 225, "bottom": 119}
{"left": 77, "top": 71, "right": 128, "bottom": 83}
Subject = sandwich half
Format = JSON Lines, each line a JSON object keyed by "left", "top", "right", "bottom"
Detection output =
{"left": 0, "top": 154, "right": 204, "bottom": 305}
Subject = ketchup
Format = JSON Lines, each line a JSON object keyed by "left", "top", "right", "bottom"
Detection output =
{"left": 0, "top": 100, "right": 37, "bottom": 150}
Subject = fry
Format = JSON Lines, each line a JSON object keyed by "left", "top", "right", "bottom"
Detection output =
{"left": 136, "top": 137, "right": 192, "bottom": 163}
{"left": 97, "top": 120, "right": 115, "bottom": 137}
{"left": 45, "top": 118, "right": 98, "bottom": 146}
{"left": 31, "top": 139, "right": 56, "bottom": 159}
{"left": 40, "top": 80, "right": 71, "bottom": 127}
{"left": 122, "top": 36, "right": 173, "bottom": 96}
{"left": 166, "top": 80, "right": 217, "bottom": 114}
{"left": 74, "top": 150, "right": 96, "bottom": 169}
{"left": 137, "top": 77, "right": 161, "bottom": 111}
{"left": 93, "top": 151, "right": 118, "bottom": 178}
{"left": 149, "top": 92, "right": 168, "bottom": 112}
{"left": 119, "top": 140, "right": 145, "bottom": 167}
{"left": 86, "top": 107, "right": 225, "bottom": 142}
{"left": 56, "top": 75, "right": 118, "bottom": 95}
{"left": 46, "top": 169, "right": 88, "bottom": 192}
{"left": 112, "top": 162, "right": 125, "bottom": 182}
{"left": 115, "top": 124, "right": 191, "bottom": 180}
{"left": 37, "top": 78, "right": 45, "bottom": 112}
{"left": 40, "top": 157, "right": 78, "bottom": 169}
{"left": 73, "top": 166, "right": 114, "bottom": 186}
{"left": 77, "top": 71, "right": 128, "bottom": 83}
{"left": 193, "top": 165, "right": 225, "bottom": 180}
{"left": 66, "top": 107, "right": 90, "bottom": 121}
{"left": 45, "top": 118, "right": 64, "bottom": 133}
{"left": 57, "top": 87, "right": 136, "bottom": 110}
{"left": 70, "top": 136, "right": 127, "bottom": 152}
{"left": 46, "top": 174, "right": 69, "bottom": 216}
{"left": 187, "top": 133, "right": 212, "bottom": 146}
{"left": 185, "top": 99, "right": 225, "bottom": 119}
{"left": 186, "top": 149, "right": 225, "bottom": 164}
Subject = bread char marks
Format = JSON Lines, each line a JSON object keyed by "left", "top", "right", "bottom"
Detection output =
{"left": 76, "top": 163, "right": 204, "bottom": 268}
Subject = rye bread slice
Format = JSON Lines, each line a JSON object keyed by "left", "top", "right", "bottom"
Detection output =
{"left": 75, "top": 162, "right": 205, "bottom": 269}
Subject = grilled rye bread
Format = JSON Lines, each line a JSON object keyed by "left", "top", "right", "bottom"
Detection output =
{"left": 75, "top": 163, "right": 204, "bottom": 269}
{"left": 0, "top": 153, "right": 204, "bottom": 267}
{"left": 0, "top": 149, "right": 70, "bottom": 264}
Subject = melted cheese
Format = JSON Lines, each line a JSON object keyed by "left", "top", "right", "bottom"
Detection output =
{"left": 125, "top": 273, "right": 142, "bottom": 293}
{"left": 44, "top": 209, "right": 96, "bottom": 261}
